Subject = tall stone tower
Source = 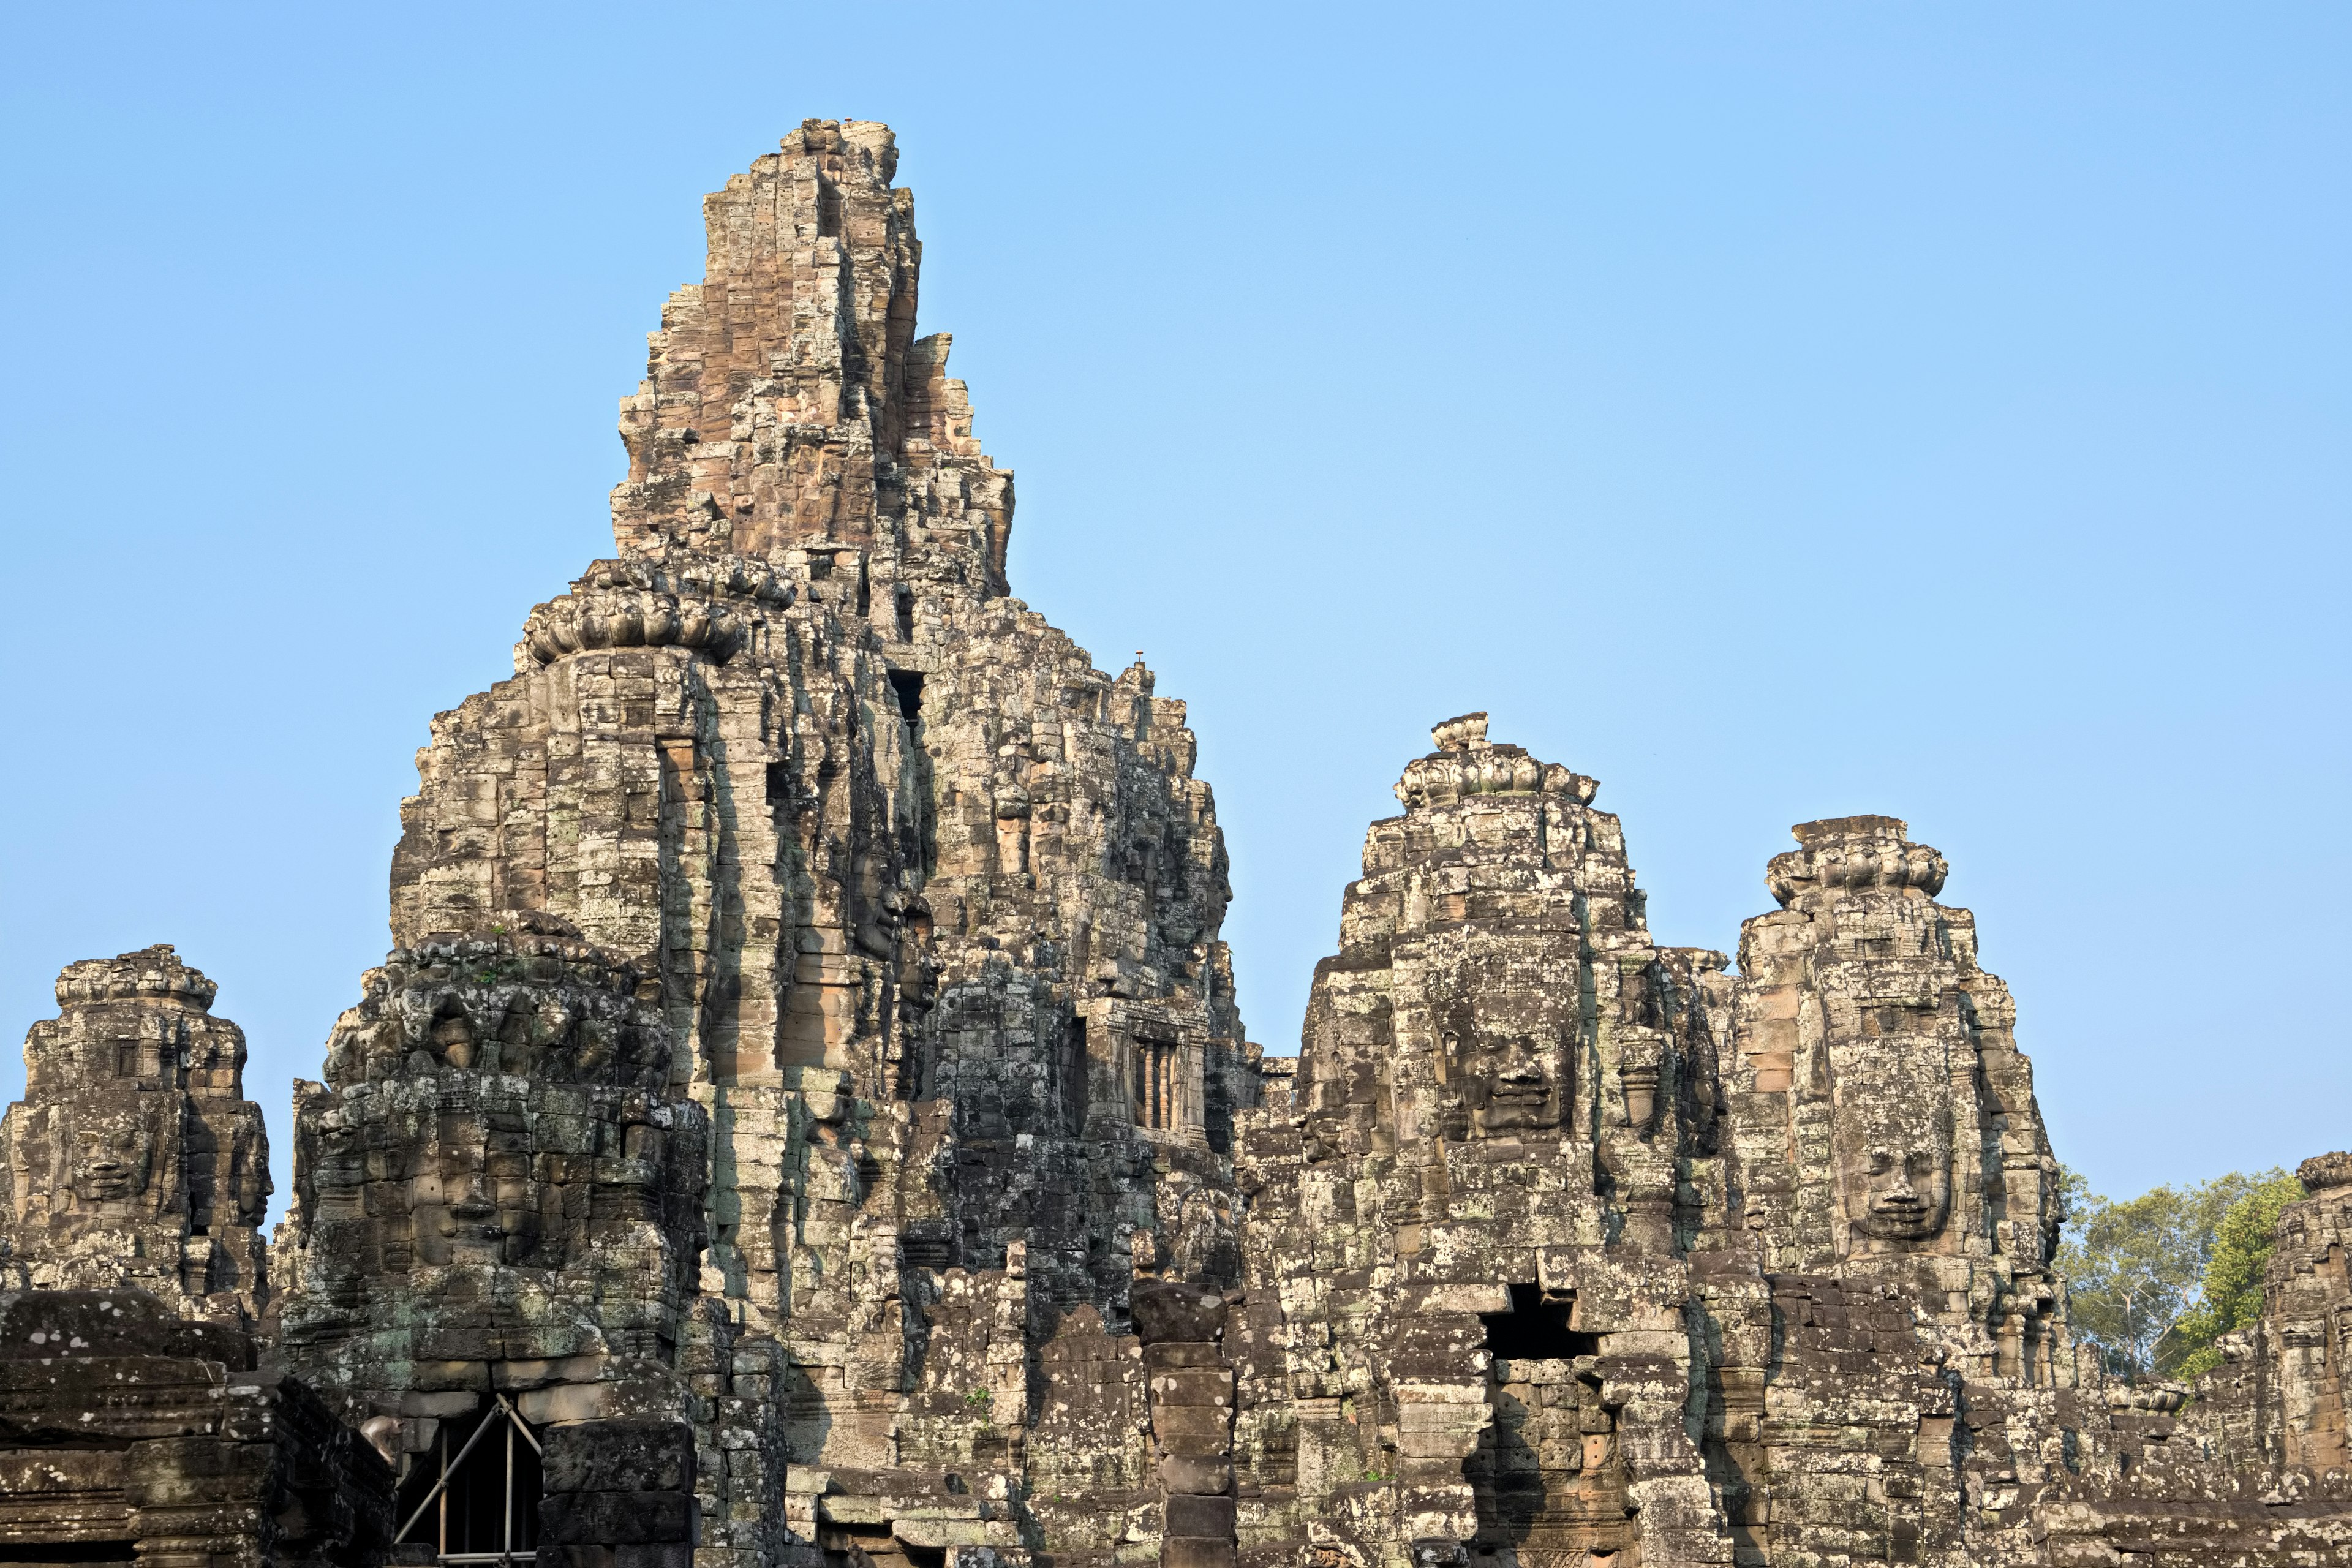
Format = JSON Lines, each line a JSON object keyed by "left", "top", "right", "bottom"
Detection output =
{"left": 272, "top": 120, "right": 1257, "bottom": 1566}
{"left": 1227, "top": 715, "right": 1737, "bottom": 1566}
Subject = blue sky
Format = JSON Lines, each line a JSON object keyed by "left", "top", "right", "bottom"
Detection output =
{"left": 2, "top": 2, "right": 2345, "bottom": 1218}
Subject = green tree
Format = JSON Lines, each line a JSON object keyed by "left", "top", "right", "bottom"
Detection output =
{"left": 2160, "top": 1170, "right": 2305, "bottom": 1379}
{"left": 2053, "top": 1166, "right": 2292, "bottom": 1379}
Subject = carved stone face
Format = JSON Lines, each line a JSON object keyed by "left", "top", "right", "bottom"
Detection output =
{"left": 69, "top": 1102, "right": 155, "bottom": 1205}
{"left": 409, "top": 1118, "right": 536, "bottom": 1266}
{"left": 1849, "top": 1139, "right": 1952, "bottom": 1240}
{"left": 1830, "top": 1040, "right": 1954, "bottom": 1244}
{"left": 1444, "top": 1027, "right": 1565, "bottom": 1137}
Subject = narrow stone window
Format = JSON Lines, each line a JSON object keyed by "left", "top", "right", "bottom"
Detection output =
{"left": 1134, "top": 1038, "right": 1178, "bottom": 1130}
{"left": 1065, "top": 1016, "right": 1090, "bottom": 1135}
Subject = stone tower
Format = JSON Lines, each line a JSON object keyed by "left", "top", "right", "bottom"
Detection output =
{"left": 273, "top": 119, "right": 1257, "bottom": 1566}
{"left": 0, "top": 945, "right": 271, "bottom": 1323}
{"left": 1214, "top": 722, "right": 2352, "bottom": 1568}
{"left": 1227, "top": 715, "right": 1738, "bottom": 1566}
{"left": 6, "top": 121, "right": 2344, "bottom": 1568}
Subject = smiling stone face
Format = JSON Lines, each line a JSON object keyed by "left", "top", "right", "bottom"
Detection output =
{"left": 1427, "top": 955, "right": 1572, "bottom": 1142}
{"left": 1828, "top": 1038, "right": 1954, "bottom": 1245}
{"left": 1849, "top": 1139, "right": 1953, "bottom": 1241}
{"left": 1447, "top": 1027, "right": 1567, "bottom": 1137}
{"left": 67, "top": 1099, "right": 157, "bottom": 1206}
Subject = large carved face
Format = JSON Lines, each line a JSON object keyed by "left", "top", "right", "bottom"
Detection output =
{"left": 1830, "top": 1039, "right": 1954, "bottom": 1243}
{"left": 409, "top": 1116, "right": 543, "bottom": 1266}
{"left": 1425, "top": 952, "right": 1571, "bottom": 1139}
{"left": 1449, "top": 1025, "right": 1561, "bottom": 1133}
{"left": 67, "top": 1101, "right": 156, "bottom": 1205}
{"left": 1439, "top": 1020, "right": 1566, "bottom": 1137}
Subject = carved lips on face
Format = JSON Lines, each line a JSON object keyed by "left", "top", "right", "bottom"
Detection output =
{"left": 1852, "top": 1142, "right": 1953, "bottom": 1240}
{"left": 1452, "top": 1030, "right": 1564, "bottom": 1137}
{"left": 414, "top": 1179, "right": 509, "bottom": 1265}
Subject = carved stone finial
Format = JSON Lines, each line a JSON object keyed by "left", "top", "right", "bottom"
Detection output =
{"left": 1430, "top": 712, "right": 1490, "bottom": 752}
{"left": 1394, "top": 718, "right": 1598, "bottom": 810}
{"left": 1767, "top": 816, "right": 1948, "bottom": 909}
{"left": 52, "top": 944, "right": 218, "bottom": 1012}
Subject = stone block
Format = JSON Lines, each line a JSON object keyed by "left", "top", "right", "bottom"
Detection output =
{"left": 1163, "top": 1494, "right": 1235, "bottom": 1536}
{"left": 1133, "top": 1282, "right": 1228, "bottom": 1344}
{"left": 538, "top": 1489, "right": 696, "bottom": 1545}
{"left": 1161, "top": 1539, "right": 1236, "bottom": 1568}
{"left": 544, "top": 1420, "right": 696, "bottom": 1494}
{"left": 1157, "top": 1455, "right": 1232, "bottom": 1495}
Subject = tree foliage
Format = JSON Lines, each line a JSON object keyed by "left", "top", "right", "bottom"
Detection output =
{"left": 2160, "top": 1171, "right": 2305, "bottom": 1379}
{"left": 2054, "top": 1165, "right": 2299, "bottom": 1380}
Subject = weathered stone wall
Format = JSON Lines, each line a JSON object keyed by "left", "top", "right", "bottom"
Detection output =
{"left": 1219, "top": 717, "right": 2351, "bottom": 1568}
{"left": 4, "top": 119, "right": 2346, "bottom": 1568}
{"left": 0, "top": 1289, "right": 391, "bottom": 1568}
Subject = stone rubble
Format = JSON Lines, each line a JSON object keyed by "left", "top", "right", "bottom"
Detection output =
{"left": 0, "top": 122, "right": 2345, "bottom": 1568}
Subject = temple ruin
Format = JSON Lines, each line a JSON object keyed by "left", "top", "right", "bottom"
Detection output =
{"left": 1, "top": 121, "right": 2343, "bottom": 1567}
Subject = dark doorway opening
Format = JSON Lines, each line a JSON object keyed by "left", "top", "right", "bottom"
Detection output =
{"left": 393, "top": 1398, "right": 543, "bottom": 1562}
{"left": 1480, "top": 1282, "right": 1600, "bottom": 1360}
{"left": 889, "top": 670, "right": 925, "bottom": 724}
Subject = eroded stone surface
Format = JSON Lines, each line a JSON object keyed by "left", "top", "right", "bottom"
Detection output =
{"left": 2, "top": 123, "right": 2346, "bottom": 1568}
{"left": 0, "top": 1289, "right": 391, "bottom": 1568}
{"left": 272, "top": 119, "right": 1256, "bottom": 1567}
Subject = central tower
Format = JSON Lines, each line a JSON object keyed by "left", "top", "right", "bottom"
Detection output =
{"left": 274, "top": 120, "right": 1258, "bottom": 1567}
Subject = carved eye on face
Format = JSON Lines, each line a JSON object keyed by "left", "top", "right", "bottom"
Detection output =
{"left": 1868, "top": 1149, "right": 1896, "bottom": 1176}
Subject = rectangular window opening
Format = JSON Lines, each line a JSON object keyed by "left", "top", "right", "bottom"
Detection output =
{"left": 1480, "top": 1282, "right": 1600, "bottom": 1361}
{"left": 392, "top": 1397, "right": 542, "bottom": 1564}
{"left": 1133, "top": 1038, "right": 1178, "bottom": 1131}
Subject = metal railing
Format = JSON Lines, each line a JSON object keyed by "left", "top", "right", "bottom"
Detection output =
{"left": 393, "top": 1393, "right": 543, "bottom": 1564}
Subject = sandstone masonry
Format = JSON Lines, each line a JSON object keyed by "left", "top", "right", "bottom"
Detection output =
{"left": 0, "top": 123, "right": 2342, "bottom": 1568}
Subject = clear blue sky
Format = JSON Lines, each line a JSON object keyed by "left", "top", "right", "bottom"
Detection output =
{"left": 3, "top": 4, "right": 2345, "bottom": 1220}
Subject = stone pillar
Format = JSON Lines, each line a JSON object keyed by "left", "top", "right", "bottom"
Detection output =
{"left": 1134, "top": 1278, "right": 1237, "bottom": 1568}
{"left": 2274, "top": 1152, "right": 2352, "bottom": 1477}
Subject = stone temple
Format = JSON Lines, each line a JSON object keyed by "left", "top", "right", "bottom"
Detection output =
{"left": 1, "top": 120, "right": 2344, "bottom": 1568}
